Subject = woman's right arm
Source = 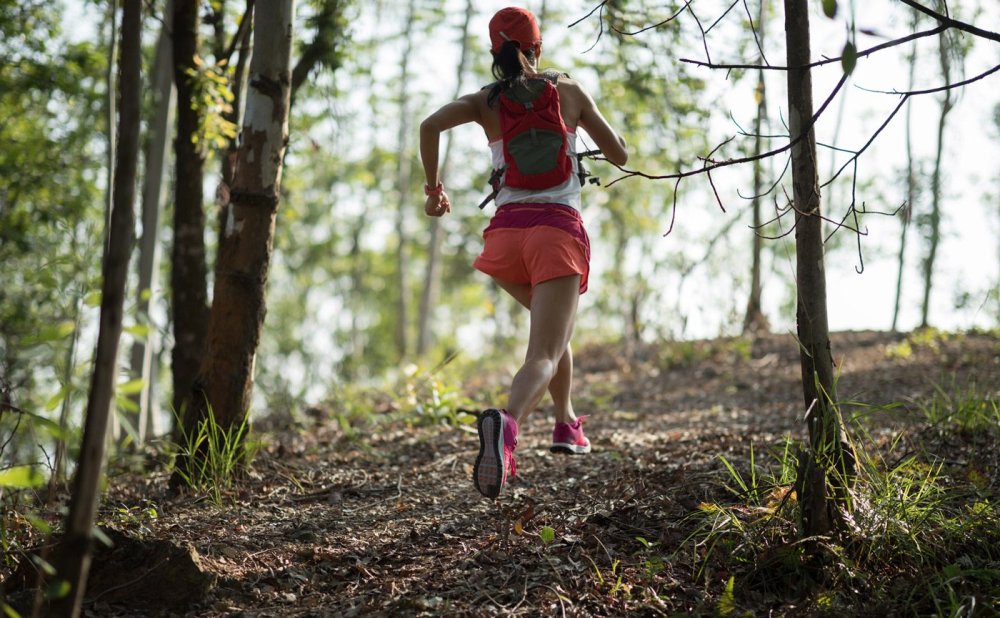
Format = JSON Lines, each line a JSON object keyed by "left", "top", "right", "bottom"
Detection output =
{"left": 420, "top": 94, "right": 481, "bottom": 186}
{"left": 573, "top": 83, "right": 628, "bottom": 167}
{"left": 419, "top": 93, "right": 481, "bottom": 216}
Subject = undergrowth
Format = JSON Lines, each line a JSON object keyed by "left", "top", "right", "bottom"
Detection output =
{"left": 168, "top": 404, "right": 259, "bottom": 506}
{"left": 686, "top": 381, "right": 1000, "bottom": 616}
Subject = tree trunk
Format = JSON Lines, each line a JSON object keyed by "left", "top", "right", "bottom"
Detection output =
{"left": 783, "top": 0, "right": 851, "bottom": 539}
{"left": 50, "top": 2, "right": 142, "bottom": 614}
{"left": 104, "top": 0, "right": 121, "bottom": 445}
{"left": 417, "top": 0, "right": 474, "bottom": 356}
{"left": 892, "top": 10, "right": 920, "bottom": 333}
{"left": 919, "top": 32, "right": 953, "bottom": 328}
{"left": 129, "top": 0, "right": 175, "bottom": 443}
{"left": 191, "top": 0, "right": 295, "bottom": 429}
{"left": 393, "top": 0, "right": 417, "bottom": 359}
{"left": 216, "top": 0, "right": 254, "bottom": 257}
{"left": 348, "top": 220, "right": 365, "bottom": 379}
{"left": 171, "top": 0, "right": 210, "bottom": 422}
{"left": 102, "top": 0, "right": 118, "bottom": 256}
{"left": 743, "top": 0, "right": 770, "bottom": 335}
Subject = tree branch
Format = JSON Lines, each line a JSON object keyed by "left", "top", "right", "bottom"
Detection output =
{"left": 680, "top": 24, "right": 949, "bottom": 71}
{"left": 605, "top": 71, "right": 849, "bottom": 187}
{"left": 291, "top": 0, "right": 348, "bottom": 100}
{"left": 218, "top": 1, "right": 255, "bottom": 67}
{"left": 898, "top": 0, "right": 1000, "bottom": 42}
{"left": 609, "top": 1, "right": 692, "bottom": 36}
{"left": 859, "top": 62, "right": 1000, "bottom": 96}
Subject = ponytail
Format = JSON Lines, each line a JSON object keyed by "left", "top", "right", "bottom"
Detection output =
{"left": 488, "top": 40, "right": 537, "bottom": 107}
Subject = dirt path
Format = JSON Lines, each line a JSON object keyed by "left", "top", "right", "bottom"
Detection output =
{"left": 16, "top": 330, "right": 999, "bottom": 616}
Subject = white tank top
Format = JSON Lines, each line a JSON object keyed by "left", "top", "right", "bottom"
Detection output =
{"left": 488, "top": 130, "right": 582, "bottom": 210}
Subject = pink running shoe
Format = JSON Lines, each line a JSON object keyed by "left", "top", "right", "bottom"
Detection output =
{"left": 551, "top": 416, "right": 591, "bottom": 454}
{"left": 474, "top": 409, "right": 518, "bottom": 499}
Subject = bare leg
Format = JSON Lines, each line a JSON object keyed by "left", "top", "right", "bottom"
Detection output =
{"left": 547, "top": 343, "right": 576, "bottom": 424}
{"left": 501, "top": 275, "right": 580, "bottom": 425}
{"left": 494, "top": 279, "right": 577, "bottom": 423}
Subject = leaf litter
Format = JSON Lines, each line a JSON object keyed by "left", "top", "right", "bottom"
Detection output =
{"left": 4, "top": 330, "right": 998, "bottom": 616}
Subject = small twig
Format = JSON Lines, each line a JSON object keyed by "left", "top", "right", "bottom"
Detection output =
{"left": 510, "top": 576, "right": 529, "bottom": 613}
{"left": 898, "top": 0, "right": 1000, "bottom": 42}
{"left": 567, "top": 1, "right": 607, "bottom": 29}
{"left": 858, "top": 63, "right": 1000, "bottom": 97}
{"left": 608, "top": 1, "right": 692, "bottom": 36}
{"left": 742, "top": 0, "right": 769, "bottom": 67}
{"left": 543, "top": 584, "right": 567, "bottom": 618}
{"left": 680, "top": 24, "right": 949, "bottom": 71}
{"left": 605, "top": 72, "right": 849, "bottom": 188}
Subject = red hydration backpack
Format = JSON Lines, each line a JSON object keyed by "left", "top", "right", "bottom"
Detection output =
{"left": 497, "top": 71, "right": 572, "bottom": 190}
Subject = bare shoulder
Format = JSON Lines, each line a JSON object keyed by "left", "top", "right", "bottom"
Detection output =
{"left": 553, "top": 74, "right": 588, "bottom": 95}
{"left": 553, "top": 75, "right": 588, "bottom": 129}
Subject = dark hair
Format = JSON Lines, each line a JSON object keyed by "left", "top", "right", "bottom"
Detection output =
{"left": 488, "top": 40, "right": 536, "bottom": 108}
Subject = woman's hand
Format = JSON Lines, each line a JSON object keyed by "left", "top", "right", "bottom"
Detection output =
{"left": 424, "top": 191, "right": 451, "bottom": 217}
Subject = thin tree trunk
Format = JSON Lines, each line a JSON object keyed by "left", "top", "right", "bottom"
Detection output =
{"left": 348, "top": 220, "right": 365, "bottom": 379}
{"left": 49, "top": 2, "right": 142, "bottom": 614}
{"left": 171, "top": 0, "right": 210, "bottom": 423}
{"left": 743, "top": 0, "right": 770, "bottom": 335}
{"left": 216, "top": 1, "right": 254, "bottom": 302}
{"left": 129, "top": 0, "right": 175, "bottom": 443}
{"left": 417, "top": 0, "right": 474, "bottom": 356}
{"left": 190, "top": 0, "right": 295, "bottom": 428}
{"left": 52, "top": 278, "right": 84, "bottom": 486}
{"left": 920, "top": 33, "right": 953, "bottom": 328}
{"left": 393, "top": 0, "right": 417, "bottom": 359}
{"left": 104, "top": 0, "right": 121, "bottom": 445}
{"left": 892, "top": 10, "right": 921, "bottom": 333}
{"left": 783, "top": 0, "right": 851, "bottom": 539}
{"left": 102, "top": 0, "right": 118, "bottom": 256}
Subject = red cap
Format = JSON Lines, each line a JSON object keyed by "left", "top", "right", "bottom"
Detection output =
{"left": 489, "top": 7, "right": 541, "bottom": 54}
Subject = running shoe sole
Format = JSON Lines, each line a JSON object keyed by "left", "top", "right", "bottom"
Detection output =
{"left": 550, "top": 441, "right": 591, "bottom": 454}
{"left": 474, "top": 409, "right": 504, "bottom": 498}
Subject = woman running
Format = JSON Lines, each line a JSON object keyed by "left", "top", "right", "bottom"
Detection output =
{"left": 419, "top": 6, "right": 628, "bottom": 499}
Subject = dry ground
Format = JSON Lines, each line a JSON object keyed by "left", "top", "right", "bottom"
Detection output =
{"left": 4, "top": 329, "right": 999, "bottom": 616}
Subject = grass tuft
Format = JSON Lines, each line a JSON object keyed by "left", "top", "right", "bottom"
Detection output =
{"left": 685, "top": 381, "right": 1000, "bottom": 615}
{"left": 168, "top": 404, "right": 258, "bottom": 505}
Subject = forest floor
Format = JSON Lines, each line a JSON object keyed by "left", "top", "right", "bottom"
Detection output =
{"left": 4, "top": 329, "right": 999, "bottom": 617}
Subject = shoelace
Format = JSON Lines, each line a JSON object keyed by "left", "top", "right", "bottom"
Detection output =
{"left": 505, "top": 444, "right": 517, "bottom": 478}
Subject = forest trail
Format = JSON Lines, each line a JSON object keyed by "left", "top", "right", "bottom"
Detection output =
{"left": 16, "top": 330, "right": 1000, "bottom": 616}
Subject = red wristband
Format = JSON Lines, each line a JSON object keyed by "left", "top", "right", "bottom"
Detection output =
{"left": 424, "top": 182, "right": 444, "bottom": 197}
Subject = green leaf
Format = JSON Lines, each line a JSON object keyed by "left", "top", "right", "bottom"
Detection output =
{"left": 21, "top": 321, "right": 75, "bottom": 346}
{"left": 124, "top": 323, "right": 151, "bottom": 338}
{"left": 44, "top": 579, "right": 71, "bottom": 600}
{"left": 2, "top": 600, "right": 24, "bottom": 618}
{"left": 29, "top": 415, "right": 68, "bottom": 440}
{"left": 93, "top": 527, "right": 114, "bottom": 548}
{"left": 822, "top": 0, "right": 838, "bottom": 18}
{"left": 25, "top": 514, "right": 53, "bottom": 534}
{"left": 0, "top": 466, "right": 46, "bottom": 488}
{"left": 31, "top": 555, "right": 58, "bottom": 576}
{"left": 717, "top": 575, "right": 736, "bottom": 615}
{"left": 45, "top": 388, "right": 66, "bottom": 412}
{"left": 539, "top": 526, "right": 555, "bottom": 545}
{"left": 84, "top": 290, "right": 102, "bottom": 307}
{"left": 841, "top": 41, "right": 857, "bottom": 75}
{"left": 117, "top": 378, "right": 146, "bottom": 395}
